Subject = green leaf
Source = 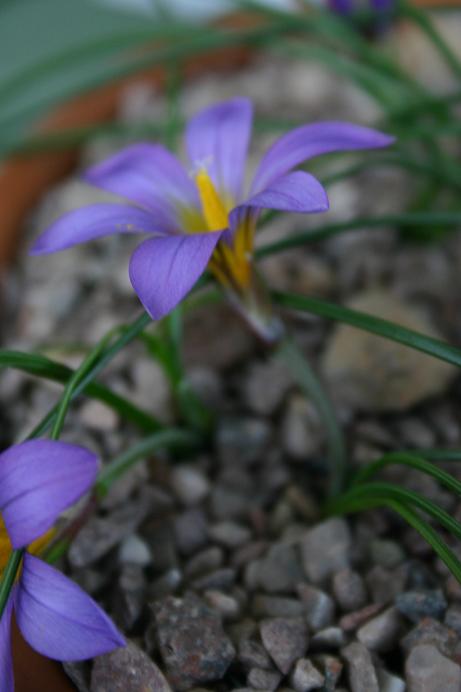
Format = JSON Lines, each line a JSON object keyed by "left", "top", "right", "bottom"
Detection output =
{"left": 272, "top": 291, "right": 461, "bottom": 369}
{"left": 0, "top": 348, "right": 160, "bottom": 433}
{"left": 352, "top": 451, "right": 461, "bottom": 497}
{"left": 258, "top": 212, "right": 461, "bottom": 259}
{"left": 96, "top": 428, "right": 200, "bottom": 495}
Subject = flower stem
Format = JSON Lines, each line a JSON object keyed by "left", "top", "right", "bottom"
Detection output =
{"left": 0, "top": 549, "right": 23, "bottom": 620}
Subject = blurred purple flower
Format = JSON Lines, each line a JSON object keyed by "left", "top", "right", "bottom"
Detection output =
{"left": 0, "top": 440, "right": 124, "bottom": 691}
{"left": 32, "top": 98, "right": 393, "bottom": 334}
{"left": 328, "top": 0, "right": 394, "bottom": 28}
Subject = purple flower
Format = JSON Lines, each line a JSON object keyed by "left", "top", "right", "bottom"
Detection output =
{"left": 31, "top": 98, "right": 393, "bottom": 334}
{"left": 328, "top": 0, "right": 394, "bottom": 27}
{"left": 0, "top": 440, "right": 124, "bottom": 691}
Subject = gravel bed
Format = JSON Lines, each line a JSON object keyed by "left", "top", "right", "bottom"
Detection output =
{"left": 3, "top": 53, "right": 461, "bottom": 692}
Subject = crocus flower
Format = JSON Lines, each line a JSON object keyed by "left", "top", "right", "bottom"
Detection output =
{"left": 0, "top": 440, "right": 124, "bottom": 691}
{"left": 32, "top": 98, "right": 393, "bottom": 339}
{"left": 328, "top": 0, "right": 394, "bottom": 31}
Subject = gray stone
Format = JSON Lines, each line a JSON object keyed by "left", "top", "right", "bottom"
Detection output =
{"left": 153, "top": 594, "right": 235, "bottom": 690}
{"left": 238, "top": 639, "right": 273, "bottom": 670}
{"left": 322, "top": 291, "right": 456, "bottom": 412}
{"left": 297, "top": 583, "right": 335, "bottom": 632}
{"left": 117, "top": 534, "right": 152, "bottom": 567}
{"left": 112, "top": 564, "right": 146, "bottom": 630}
{"left": 174, "top": 508, "right": 208, "bottom": 556}
{"left": 252, "top": 595, "right": 305, "bottom": 618}
{"left": 313, "top": 655, "right": 343, "bottom": 691}
{"left": 255, "top": 542, "right": 304, "bottom": 593}
{"left": 191, "top": 567, "right": 237, "bottom": 592}
{"left": 357, "top": 607, "right": 402, "bottom": 652}
{"left": 184, "top": 547, "right": 224, "bottom": 578}
{"left": 369, "top": 539, "right": 405, "bottom": 569}
{"left": 396, "top": 589, "right": 447, "bottom": 623}
{"left": 376, "top": 668, "right": 406, "bottom": 692}
{"left": 400, "top": 618, "right": 458, "bottom": 658}
{"left": 444, "top": 604, "right": 461, "bottom": 636}
{"left": 170, "top": 465, "right": 210, "bottom": 506}
{"left": 216, "top": 417, "right": 271, "bottom": 467}
{"left": 247, "top": 667, "right": 282, "bottom": 691}
{"left": 204, "top": 590, "right": 241, "bottom": 620}
{"left": 310, "top": 627, "right": 346, "bottom": 649}
{"left": 80, "top": 400, "right": 118, "bottom": 431}
{"left": 300, "top": 518, "right": 352, "bottom": 583}
{"left": 290, "top": 658, "right": 325, "bottom": 691}
{"left": 341, "top": 642, "right": 379, "bottom": 692}
{"left": 260, "top": 617, "right": 309, "bottom": 674}
{"left": 333, "top": 569, "right": 367, "bottom": 612}
{"left": 91, "top": 640, "right": 171, "bottom": 691}
{"left": 405, "top": 644, "right": 461, "bottom": 692}
{"left": 208, "top": 521, "right": 252, "bottom": 549}
{"left": 366, "top": 565, "right": 408, "bottom": 605}
{"left": 281, "top": 395, "right": 324, "bottom": 460}
{"left": 243, "top": 357, "right": 291, "bottom": 416}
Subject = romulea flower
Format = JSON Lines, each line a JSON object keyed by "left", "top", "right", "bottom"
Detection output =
{"left": 0, "top": 440, "right": 124, "bottom": 691}
{"left": 32, "top": 98, "right": 393, "bottom": 339}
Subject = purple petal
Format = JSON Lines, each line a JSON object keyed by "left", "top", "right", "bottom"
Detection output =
{"left": 129, "top": 231, "right": 222, "bottom": 320}
{"left": 84, "top": 143, "right": 200, "bottom": 228}
{"left": 251, "top": 121, "right": 394, "bottom": 193}
{"left": 234, "top": 170, "right": 328, "bottom": 221}
{"left": 185, "top": 97, "right": 253, "bottom": 203}
{"left": 16, "top": 554, "right": 124, "bottom": 660}
{"left": 0, "top": 594, "right": 14, "bottom": 692}
{"left": 328, "top": 0, "right": 353, "bottom": 13}
{"left": 30, "top": 203, "right": 163, "bottom": 255}
{"left": 0, "top": 440, "right": 97, "bottom": 549}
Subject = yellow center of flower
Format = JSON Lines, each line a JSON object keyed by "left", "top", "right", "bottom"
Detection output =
{"left": 195, "top": 169, "right": 229, "bottom": 232}
{"left": 0, "top": 516, "right": 55, "bottom": 577}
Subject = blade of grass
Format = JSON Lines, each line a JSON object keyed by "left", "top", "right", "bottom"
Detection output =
{"left": 272, "top": 290, "right": 461, "bottom": 369}
{"left": 352, "top": 451, "right": 461, "bottom": 496}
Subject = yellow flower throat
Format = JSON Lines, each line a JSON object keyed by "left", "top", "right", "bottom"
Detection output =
{"left": 194, "top": 170, "right": 253, "bottom": 291}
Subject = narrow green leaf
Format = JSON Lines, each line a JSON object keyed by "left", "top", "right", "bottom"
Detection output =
{"left": 272, "top": 291, "right": 461, "bottom": 369}
{"left": 352, "top": 451, "right": 461, "bottom": 496}
{"left": 96, "top": 428, "right": 200, "bottom": 495}
{"left": 0, "top": 349, "right": 161, "bottom": 433}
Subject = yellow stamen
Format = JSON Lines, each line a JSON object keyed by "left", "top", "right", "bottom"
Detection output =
{"left": 195, "top": 170, "right": 228, "bottom": 232}
{"left": 0, "top": 516, "right": 55, "bottom": 577}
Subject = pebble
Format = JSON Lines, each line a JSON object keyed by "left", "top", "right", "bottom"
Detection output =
{"left": 113, "top": 564, "right": 146, "bottom": 630}
{"left": 80, "top": 399, "right": 119, "bottom": 431}
{"left": 184, "top": 546, "right": 224, "bottom": 578}
{"left": 314, "top": 655, "right": 343, "bottom": 691}
{"left": 117, "top": 534, "right": 152, "bottom": 567}
{"left": 242, "top": 357, "right": 291, "bottom": 416}
{"left": 260, "top": 617, "right": 309, "bottom": 674}
{"left": 376, "top": 668, "right": 406, "bottom": 692}
{"left": 369, "top": 539, "right": 405, "bottom": 569}
{"left": 333, "top": 569, "right": 368, "bottom": 612}
{"left": 444, "top": 604, "right": 461, "bottom": 635}
{"left": 340, "top": 603, "right": 383, "bottom": 632}
{"left": 365, "top": 564, "right": 408, "bottom": 605}
{"left": 341, "top": 641, "right": 379, "bottom": 692}
{"left": 400, "top": 617, "right": 458, "bottom": 658}
{"left": 405, "top": 643, "right": 461, "bottom": 692}
{"left": 153, "top": 594, "right": 235, "bottom": 691}
{"left": 215, "top": 417, "right": 271, "bottom": 467}
{"left": 247, "top": 666, "right": 282, "bottom": 691}
{"left": 204, "top": 590, "right": 241, "bottom": 620}
{"left": 322, "top": 290, "right": 457, "bottom": 412}
{"left": 281, "top": 395, "right": 324, "bottom": 460}
{"left": 297, "top": 583, "right": 335, "bottom": 632}
{"left": 252, "top": 595, "right": 305, "bottom": 618}
{"left": 174, "top": 508, "right": 208, "bottom": 556}
{"left": 191, "top": 567, "right": 237, "bottom": 591}
{"left": 300, "top": 518, "right": 351, "bottom": 583}
{"left": 208, "top": 521, "right": 252, "bottom": 550}
{"left": 356, "top": 606, "right": 402, "bottom": 652}
{"left": 290, "top": 658, "right": 325, "bottom": 691}
{"left": 238, "top": 639, "right": 273, "bottom": 670}
{"left": 170, "top": 465, "right": 210, "bottom": 506}
{"left": 310, "top": 627, "right": 346, "bottom": 649}
{"left": 396, "top": 589, "right": 448, "bottom": 623}
{"left": 254, "top": 542, "right": 304, "bottom": 593}
{"left": 91, "top": 640, "right": 172, "bottom": 691}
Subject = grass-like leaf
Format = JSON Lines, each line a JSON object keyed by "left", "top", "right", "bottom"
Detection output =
{"left": 0, "top": 348, "right": 160, "bottom": 433}
{"left": 272, "top": 290, "right": 461, "bottom": 369}
{"left": 352, "top": 451, "right": 461, "bottom": 496}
